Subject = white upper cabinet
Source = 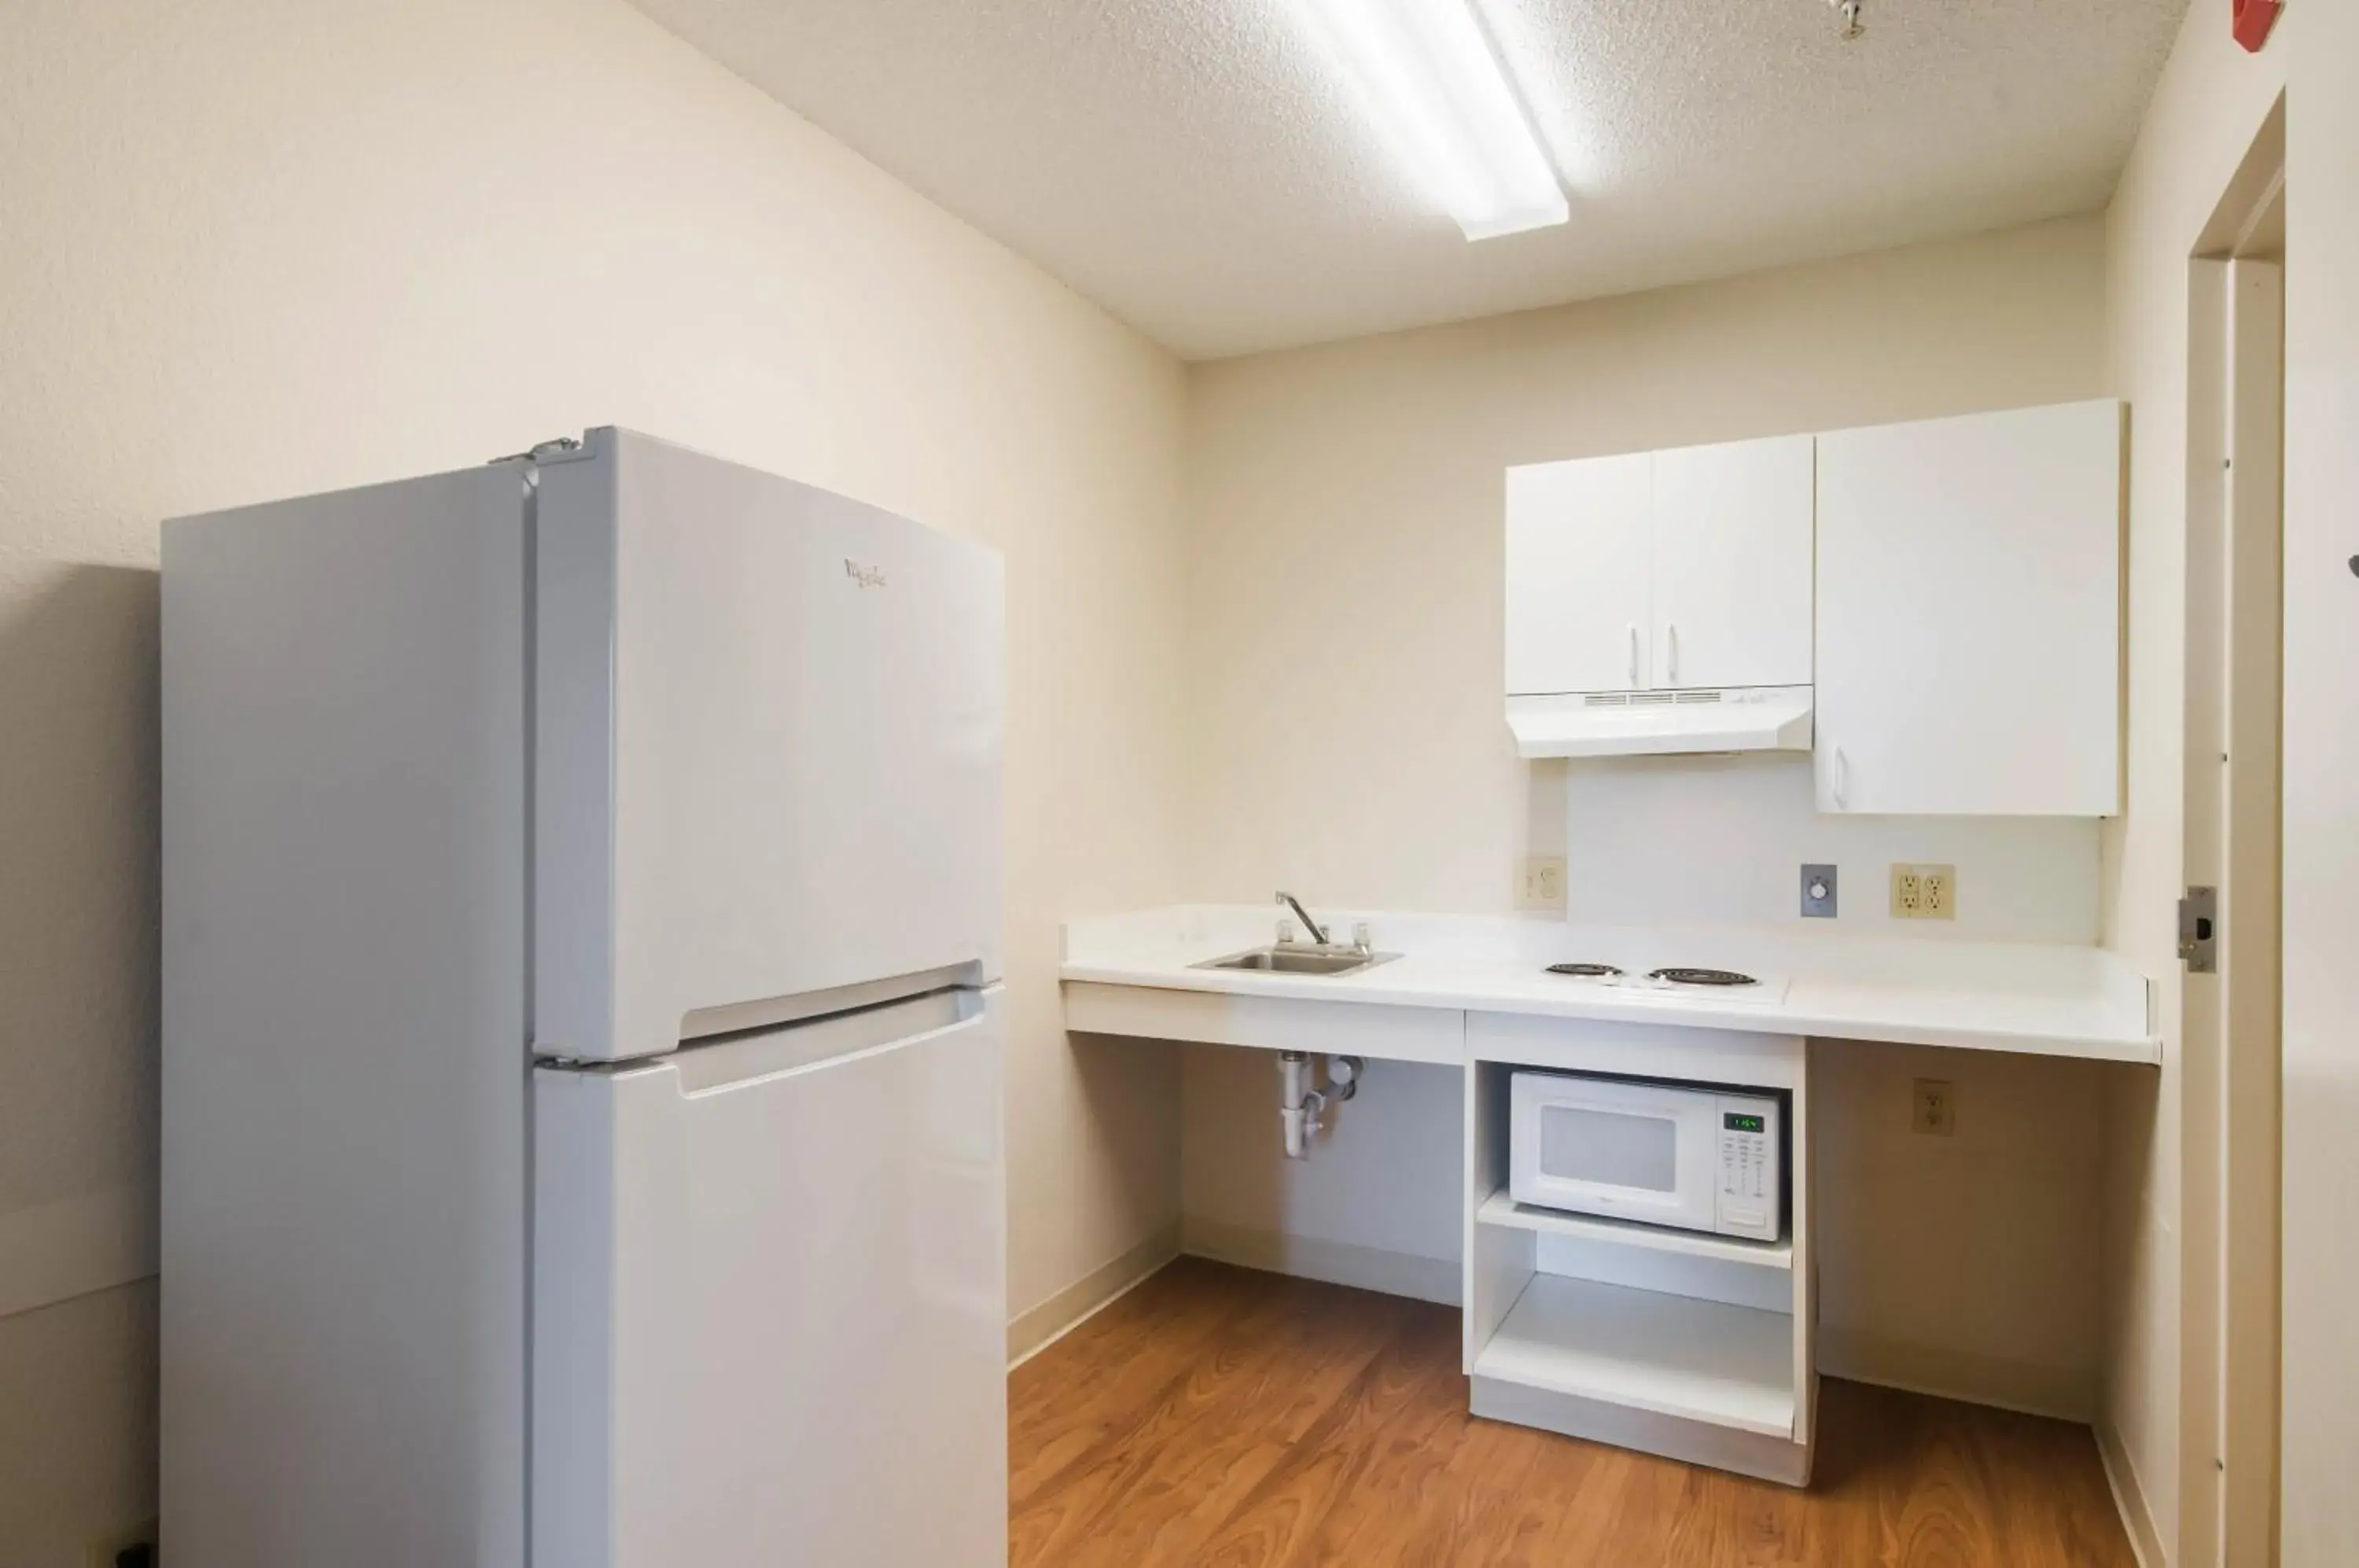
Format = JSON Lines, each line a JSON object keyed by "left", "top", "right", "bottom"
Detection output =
{"left": 1505, "top": 451, "right": 1653, "bottom": 694}
{"left": 1814, "top": 399, "right": 2123, "bottom": 816}
{"left": 1650, "top": 435, "right": 1816, "bottom": 690}
{"left": 1505, "top": 436, "right": 1813, "bottom": 698}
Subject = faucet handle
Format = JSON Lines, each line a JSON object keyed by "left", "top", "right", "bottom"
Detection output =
{"left": 1352, "top": 922, "right": 1372, "bottom": 955}
{"left": 1275, "top": 918, "right": 1297, "bottom": 945}
{"left": 1275, "top": 891, "right": 1330, "bottom": 948}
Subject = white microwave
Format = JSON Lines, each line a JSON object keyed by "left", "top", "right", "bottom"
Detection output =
{"left": 1509, "top": 1070, "right": 1783, "bottom": 1241}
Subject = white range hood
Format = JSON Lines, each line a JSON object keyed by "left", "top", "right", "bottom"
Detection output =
{"left": 1507, "top": 686, "right": 1815, "bottom": 759}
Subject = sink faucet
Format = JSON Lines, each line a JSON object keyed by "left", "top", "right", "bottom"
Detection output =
{"left": 1275, "top": 892, "right": 1330, "bottom": 948}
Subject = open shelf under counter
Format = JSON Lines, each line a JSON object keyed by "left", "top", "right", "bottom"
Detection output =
{"left": 1471, "top": 1272, "right": 1797, "bottom": 1437}
{"left": 1475, "top": 1189, "right": 1794, "bottom": 1270}
{"left": 1460, "top": 1040, "right": 1816, "bottom": 1481}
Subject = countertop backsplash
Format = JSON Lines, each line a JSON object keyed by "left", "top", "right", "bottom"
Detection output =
{"left": 1555, "top": 753, "right": 2100, "bottom": 944}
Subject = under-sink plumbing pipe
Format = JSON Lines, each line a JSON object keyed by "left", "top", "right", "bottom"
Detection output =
{"left": 1279, "top": 1052, "right": 1314, "bottom": 1159}
{"left": 1278, "top": 1052, "right": 1365, "bottom": 1159}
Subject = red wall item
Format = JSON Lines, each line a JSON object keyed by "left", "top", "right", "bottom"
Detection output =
{"left": 2233, "top": 0, "right": 2281, "bottom": 53}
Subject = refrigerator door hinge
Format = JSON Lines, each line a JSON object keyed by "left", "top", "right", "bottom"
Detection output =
{"left": 487, "top": 435, "right": 588, "bottom": 466}
{"left": 2178, "top": 885, "right": 2218, "bottom": 973}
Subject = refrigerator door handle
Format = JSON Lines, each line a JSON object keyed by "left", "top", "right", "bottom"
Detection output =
{"left": 664, "top": 983, "right": 991, "bottom": 1095}
{"left": 673, "top": 959, "right": 988, "bottom": 1046}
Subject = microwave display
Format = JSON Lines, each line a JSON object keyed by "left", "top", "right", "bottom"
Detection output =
{"left": 1724, "top": 1112, "right": 1766, "bottom": 1133}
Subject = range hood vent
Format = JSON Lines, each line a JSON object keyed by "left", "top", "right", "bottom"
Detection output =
{"left": 1507, "top": 686, "right": 1814, "bottom": 759}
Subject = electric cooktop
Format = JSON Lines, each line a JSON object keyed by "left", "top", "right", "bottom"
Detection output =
{"left": 1541, "top": 961, "right": 1789, "bottom": 1003}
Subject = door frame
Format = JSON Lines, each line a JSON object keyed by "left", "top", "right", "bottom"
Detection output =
{"left": 2178, "top": 103, "right": 2285, "bottom": 1568}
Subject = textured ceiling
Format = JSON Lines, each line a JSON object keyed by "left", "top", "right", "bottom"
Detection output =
{"left": 631, "top": 0, "right": 2188, "bottom": 359}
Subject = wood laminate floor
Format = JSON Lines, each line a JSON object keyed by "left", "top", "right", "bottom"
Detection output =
{"left": 1009, "top": 1257, "right": 2136, "bottom": 1568}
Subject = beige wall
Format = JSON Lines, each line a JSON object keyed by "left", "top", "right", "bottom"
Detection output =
{"left": 0, "top": 1, "right": 1187, "bottom": 1559}
{"left": 1178, "top": 217, "right": 2122, "bottom": 1417}
{"left": 2093, "top": 5, "right": 2286, "bottom": 1559}
{"left": 1811, "top": 1040, "right": 2109, "bottom": 1419}
{"left": 1181, "top": 1051, "right": 1465, "bottom": 1305}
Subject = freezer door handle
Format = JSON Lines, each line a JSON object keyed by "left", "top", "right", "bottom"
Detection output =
{"left": 664, "top": 983, "right": 990, "bottom": 1094}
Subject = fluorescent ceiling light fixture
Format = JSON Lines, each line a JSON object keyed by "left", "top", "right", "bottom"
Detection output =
{"left": 1286, "top": 0, "right": 1566, "bottom": 241}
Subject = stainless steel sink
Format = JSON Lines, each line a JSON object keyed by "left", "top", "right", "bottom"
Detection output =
{"left": 1193, "top": 946, "right": 1401, "bottom": 977}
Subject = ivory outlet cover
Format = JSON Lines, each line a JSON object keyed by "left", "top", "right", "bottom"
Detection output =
{"left": 1890, "top": 863, "right": 1957, "bottom": 919}
{"left": 1912, "top": 1079, "right": 1956, "bottom": 1136}
{"left": 1518, "top": 855, "right": 1567, "bottom": 912}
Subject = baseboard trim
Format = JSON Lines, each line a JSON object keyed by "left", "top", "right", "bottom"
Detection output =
{"left": 1179, "top": 1218, "right": 1459, "bottom": 1307}
{"left": 1007, "top": 1223, "right": 1182, "bottom": 1368}
{"left": 2095, "top": 1415, "right": 2165, "bottom": 1568}
{"left": 1817, "top": 1326, "right": 2096, "bottom": 1423}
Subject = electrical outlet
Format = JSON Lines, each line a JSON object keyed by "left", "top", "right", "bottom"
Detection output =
{"left": 1912, "top": 1078, "right": 1956, "bottom": 1136}
{"left": 1890, "top": 863, "right": 1957, "bottom": 919}
{"left": 1517, "top": 854, "right": 1567, "bottom": 912}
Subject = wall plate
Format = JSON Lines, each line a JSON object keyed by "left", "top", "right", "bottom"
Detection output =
{"left": 1801, "top": 863, "right": 1838, "bottom": 918}
{"left": 1517, "top": 854, "right": 1567, "bottom": 912}
{"left": 1912, "top": 1078, "right": 1956, "bottom": 1136}
{"left": 1890, "top": 863, "right": 1957, "bottom": 919}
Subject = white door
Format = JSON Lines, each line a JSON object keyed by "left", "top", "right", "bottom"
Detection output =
{"left": 533, "top": 986, "right": 1007, "bottom": 1568}
{"left": 1505, "top": 452, "right": 1653, "bottom": 694}
{"left": 1813, "top": 400, "right": 2122, "bottom": 815}
{"left": 535, "top": 429, "right": 1006, "bottom": 1062}
{"left": 1651, "top": 435, "right": 1815, "bottom": 690}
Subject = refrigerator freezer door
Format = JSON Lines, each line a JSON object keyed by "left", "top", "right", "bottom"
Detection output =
{"left": 533, "top": 987, "right": 1007, "bottom": 1568}
{"left": 535, "top": 429, "right": 1005, "bottom": 1062}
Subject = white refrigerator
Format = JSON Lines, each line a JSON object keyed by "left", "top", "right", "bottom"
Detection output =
{"left": 160, "top": 429, "right": 1007, "bottom": 1566}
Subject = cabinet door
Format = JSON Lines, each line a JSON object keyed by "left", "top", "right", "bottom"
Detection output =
{"left": 1505, "top": 452, "right": 1652, "bottom": 694}
{"left": 1651, "top": 435, "right": 1815, "bottom": 690}
{"left": 1815, "top": 400, "right": 2122, "bottom": 815}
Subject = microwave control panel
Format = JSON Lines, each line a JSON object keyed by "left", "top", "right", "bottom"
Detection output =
{"left": 1713, "top": 1095, "right": 1782, "bottom": 1241}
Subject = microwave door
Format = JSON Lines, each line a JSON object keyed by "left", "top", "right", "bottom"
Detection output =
{"left": 1514, "top": 1078, "right": 1723, "bottom": 1234}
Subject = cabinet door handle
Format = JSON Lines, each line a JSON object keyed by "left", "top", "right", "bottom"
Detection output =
{"left": 1834, "top": 746, "right": 1851, "bottom": 808}
{"left": 1667, "top": 623, "right": 1680, "bottom": 685}
{"left": 1628, "top": 624, "right": 1640, "bottom": 686}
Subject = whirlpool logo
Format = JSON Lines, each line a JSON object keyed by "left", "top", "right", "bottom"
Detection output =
{"left": 844, "top": 558, "right": 887, "bottom": 589}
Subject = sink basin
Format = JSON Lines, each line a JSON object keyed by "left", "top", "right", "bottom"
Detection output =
{"left": 1193, "top": 946, "right": 1401, "bottom": 977}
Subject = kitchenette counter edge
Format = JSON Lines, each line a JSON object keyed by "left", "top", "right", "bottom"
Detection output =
{"left": 1058, "top": 906, "right": 2158, "bottom": 1066}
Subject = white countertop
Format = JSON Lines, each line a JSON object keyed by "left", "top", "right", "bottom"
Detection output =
{"left": 1059, "top": 906, "right": 2158, "bottom": 1064}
